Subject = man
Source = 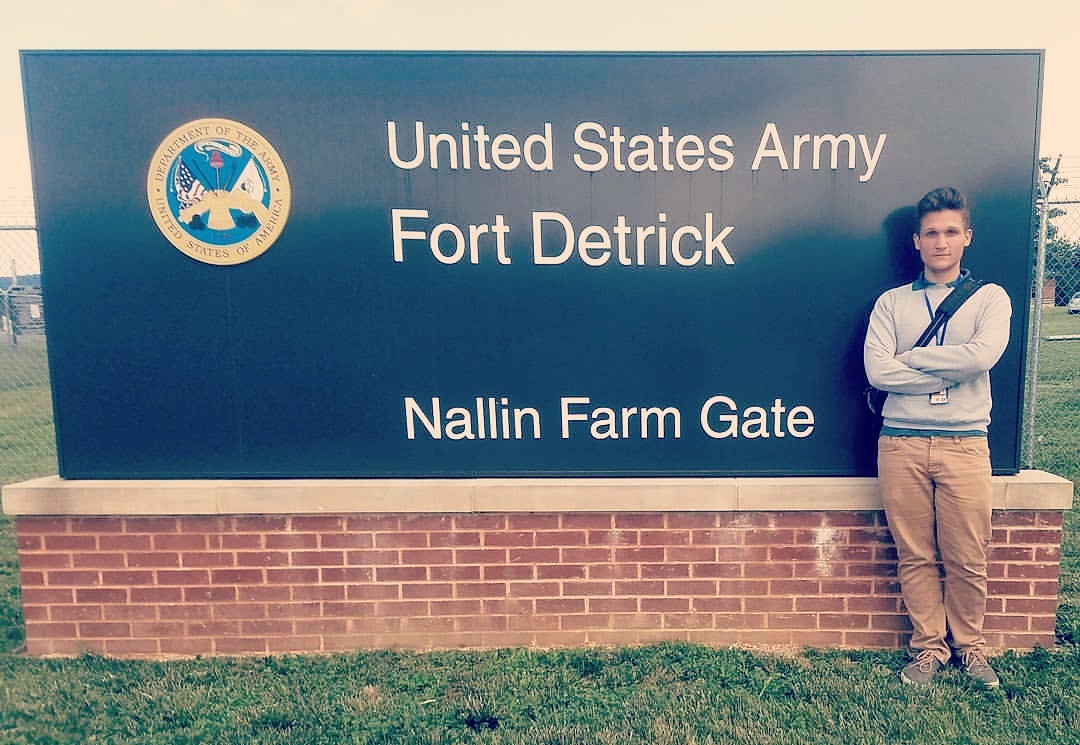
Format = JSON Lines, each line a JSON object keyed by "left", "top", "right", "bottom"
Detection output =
{"left": 863, "top": 187, "right": 1012, "bottom": 687}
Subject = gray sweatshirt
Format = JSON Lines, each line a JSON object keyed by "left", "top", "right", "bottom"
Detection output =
{"left": 863, "top": 273, "right": 1012, "bottom": 433}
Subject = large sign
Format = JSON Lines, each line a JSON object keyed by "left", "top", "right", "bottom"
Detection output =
{"left": 21, "top": 51, "right": 1041, "bottom": 479}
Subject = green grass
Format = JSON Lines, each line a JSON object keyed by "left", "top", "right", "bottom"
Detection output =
{"left": 0, "top": 324, "right": 1076, "bottom": 744}
{"left": 0, "top": 644, "right": 1077, "bottom": 744}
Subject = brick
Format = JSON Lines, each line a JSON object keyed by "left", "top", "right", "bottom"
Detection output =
{"left": 265, "top": 568, "right": 319, "bottom": 584}
{"left": 401, "top": 549, "right": 454, "bottom": 565}
{"left": 588, "top": 530, "right": 638, "bottom": 547}
{"left": 666, "top": 580, "right": 718, "bottom": 596}
{"left": 101, "top": 639, "right": 159, "bottom": 656}
{"left": 73, "top": 552, "right": 126, "bottom": 569}
{"left": 402, "top": 583, "right": 453, "bottom": 599}
{"left": 993, "top": 512, "right": 1037, "bottom": 527}
{"left": 430, "top": 565, "right": 481, "bottom": 581}
{"left": 346, "top": 585, "right": 398, "bottom": 601}
{"left": 616, "top": 514, "right": 667, "bottom": 529}
{"left": 292, "top": 551, "right": 345, "bottom": 567}
{"left": 537, "top": 598, "right": 586, "bottom": 614}
{"left": 746, "top": 597, "right": 794, "bottom": 613}
{"left": 768, "top": 613, "right": 819, "bottom": 629}
{"left": 510, "top": 548, "right": 559, "bottom": 564}
{"left": 588, "top": 564, "right": 640, "bottom": 580}
{"left": 796, "top": 597, "right": 844, "bottom": 612}
{"left": 233, "top": 516, "right": 288, "bottom": 532}
{"left": 21, "top": 588, "right": 75, "bottom": 605}
{"left": 157, "top": 570, "right": 211, "bottom": 586}
{"left": 429, "top": 531, "right": 480, "bottom": 548}
{"left": 509, "top": 514, "right": 560, "bottom": 530}
{"left": 265, "top": 533, "right": 318, "bottom": 549}
{"left": 155, "top": 534, "right": 209, "bottom": 551}
{"left": 641, "top": 530, "right": 690, "bottom": 546}
{"left": 46, "top": 570, "right": 101, "bottom": 586}
{"left": 160, "top": 638, "right": 214, "bottom": 656}
{"left": 641, "top": 597, "right": 689, "bottom": 613}
{"left": 79, "top": 622, "right": 132, "bottom": 638}
{"left": 211, "top": 569, "right": 264, "bottom": 584}
{"left": 774, "top": 513, "right": 831, "bottom": 529}
{"left": 292, "top": 585, "right": 345, "bottom": 602}
{"left": 346, "top": 550, "right": 401, "bottom": 565}
{"left": 124, "top": 518, "right": 179, "bottom": 533}
{"left": 1035, "top": 511, "right": 1064, "bottom": 527}
{"left": 184, "top": 586, "right": 237, "bottom": 603}
{"left": 345, "top": 515, "right": 399, "bottom": 531}
{"left": 131, "top": 587, "right": 183, "bottom": 603}
{"left": 44, "top": 535, "right": 96, "bottom": 551}
{"left": 268, "top": 602, "right": 322, "bottom": 619}
{"left": 1008, "top": 530, "right": 1062, "bottom": 544}
{"left": 562, "top": 582, "right": 614, "bottom": 597}
{"left": 484, "top": 565, "right": 534, "bottom": 581}
{"left": 135, "top": 621, "right": 189, "bottom": 638}
{"left": 456, "top": 549, "right": 508, "bottom": 564}
{"left": 536, "top": 531, "right": 588, "bottom": 547}
{"left": 843, "top": 631, "right": 903, "bottom": 647}
{"left": 182, "top": 552, "right": 236, "bottom": 568}
{"left": 538, "top": 564, "right": 586, "bottom": 580}
{"left": 20, "top": 553, "right": 73, "bottom": 569}
{"left": 666, "top": 547, "right": 717, "bottom": 563}
{"left": 717, "top": 580, "right": 770, "bottom": 596}
{"left": 1005, "top": 598, "right": 1060, "bottom": 614}
{"left": 457, "top": 582, "right": 508, "bottom": 599}
{"left": 127, "top": 552, "right": 180, "bottom": 568}
{"left": 104, "top": 535, "right": 153, "bottom": 551}
{"left": 215, "top": 637, "right": 269, "bottom": 654}
{"left": 236, "top": 551, "right": 289, "bottom": 567}
{"left": 375, "top": 565, "right": 426, "bottom": 582}
{"left": 103, "top": 605, "right": 157, "bottom": 621}
{"left": 240, "top": 620, "right": 295, "bottom": 636}
{"left": 76, "top": 588, "right": 127, "bottom": 604}
{"left": 692, "top": 529, "right": 742, "bottom": 546}
{"left": 18, "top": 571, "right": 45, "bottom": 587}
{"left": 52, "top": 605, "right": 103, "bottom": 621}
{"left": 320, "top": 533, "right": 374, "bottom": 549}
{"left": 744, "top": 563, "right": 794, "bottom": 579}
{"left": 692, "top": 597, "right": 741, "bottom": 613}
{"left": 984, "top": 615, "right": 1030, "bottom": 631}
{"left": 561, "top": 514, "right": 612, "bottom": 530}
{"left": 1006, "top": 564, "right": 1060, "bottom": 580}
{"left": 240, "top": 586, "right": 292, "bottom": 603}
{"left": 772, "top": 580, "right": 823, "bottom": 596}
{"left": 614, "top": 547, "right": 665, "bottom": 563}
{"left": 508, "top": 581, "right": 560, "bottom": 598}
{"left": 319, "top": 567, "right": 374, "bottom": 583}
{"left": 375, "top": 532, "right": 429, "bottom": 549}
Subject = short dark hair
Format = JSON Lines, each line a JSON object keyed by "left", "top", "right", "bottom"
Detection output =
{"left": 916, "top": 187, "right": 971, "bottom": 230}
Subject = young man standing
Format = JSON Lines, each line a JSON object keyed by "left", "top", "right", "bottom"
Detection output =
{"left": 863, "top": 187, "right": 1012, "bottom": 687}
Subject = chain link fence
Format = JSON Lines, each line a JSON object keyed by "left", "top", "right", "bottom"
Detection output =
{"left": 0, "top": 170, "right": 1078, "bottom": 486}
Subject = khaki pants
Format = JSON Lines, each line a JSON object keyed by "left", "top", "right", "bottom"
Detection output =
{"left": 877, "top": 435, "right": 992, "bottom": 662}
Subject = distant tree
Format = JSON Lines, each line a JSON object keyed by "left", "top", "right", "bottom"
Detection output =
{"left": 1039, "top": 157, "right": 1080, "bottom": 304}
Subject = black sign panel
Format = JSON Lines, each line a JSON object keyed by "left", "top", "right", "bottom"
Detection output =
{"left": 21, "top": 51, "right": 1041, "bottom": 478}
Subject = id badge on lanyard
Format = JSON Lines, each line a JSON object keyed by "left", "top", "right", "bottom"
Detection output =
{"left": 924, "top": 291, "right": 950, "bottom": 405}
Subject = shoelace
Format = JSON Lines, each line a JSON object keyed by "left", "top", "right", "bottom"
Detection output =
{"left": 913, "top": 650, "right": 939, "bottom": 672}
{"left": 961, "top": 650, "right": 990, "bottom": 671}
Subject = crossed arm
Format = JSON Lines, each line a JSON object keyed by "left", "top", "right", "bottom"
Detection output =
{"left": 863, "top": 285, "right": 1012, "bottom": 394}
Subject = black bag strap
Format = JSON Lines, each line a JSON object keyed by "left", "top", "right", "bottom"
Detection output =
{"left": 912, "top": 275, "right": 987, "bottom": 348}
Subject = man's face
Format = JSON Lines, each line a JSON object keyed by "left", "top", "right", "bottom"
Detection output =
{"left": 913, "top": 209, "right": 972, "bottom": 282}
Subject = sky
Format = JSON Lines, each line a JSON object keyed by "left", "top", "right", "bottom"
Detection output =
{"left": 1, "top": 0, "right": 1078, "bottom": 201}
{"left": 0, "top": 0, "right": 1073, "bottom": 470}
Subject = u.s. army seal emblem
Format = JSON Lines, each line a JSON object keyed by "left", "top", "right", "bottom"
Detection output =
{"left": 147, "top": 118, "right": 291, "bottom": 266}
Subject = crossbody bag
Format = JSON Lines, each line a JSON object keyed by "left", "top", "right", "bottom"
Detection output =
{"left": 864, "top": 275, "right": 987, "bottom": 415}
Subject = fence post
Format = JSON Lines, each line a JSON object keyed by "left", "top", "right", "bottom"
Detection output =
{"left": 1022, "top": 180, "right": 1049, "bottom": 469}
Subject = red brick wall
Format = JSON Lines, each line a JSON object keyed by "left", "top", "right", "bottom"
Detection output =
{"left": 14, "top": 509, "right": 1064, "bottom": 658}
